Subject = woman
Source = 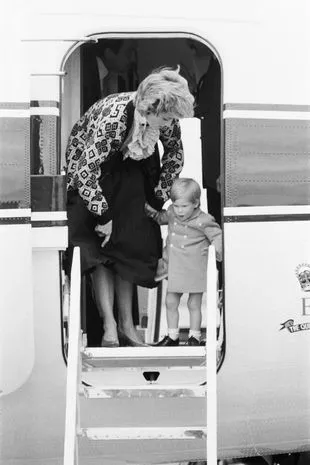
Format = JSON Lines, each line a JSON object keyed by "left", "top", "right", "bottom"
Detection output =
{"left": 65, "top": 67, "right": 194, "bottom": 347}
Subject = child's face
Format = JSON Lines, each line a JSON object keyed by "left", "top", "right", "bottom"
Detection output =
{"left": 172, "top": 196, "right": 199, "bottom": 220}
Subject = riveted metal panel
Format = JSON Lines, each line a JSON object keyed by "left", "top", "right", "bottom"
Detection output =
{"left": 225, "top": 118, "right": 310, "bottom": 207}
{"left": 0, "top": 102, "right": 29, "bottom": 110}
{"left": 0, "top": 116, "right": 30, "bottom": 209}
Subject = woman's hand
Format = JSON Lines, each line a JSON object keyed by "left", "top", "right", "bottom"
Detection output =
{"left": 95, "top": 221, "right": 112, "bottom": 247}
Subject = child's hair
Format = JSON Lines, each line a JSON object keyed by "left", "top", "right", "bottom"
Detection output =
{"left": 134, "top": 66, "right": 194, "bottom": 119}
{"left": 170, "top": 178, "right": 201, "bottom": 204}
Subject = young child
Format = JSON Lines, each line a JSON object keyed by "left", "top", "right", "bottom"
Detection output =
{"left": 145, "top": 177, "right": 222, "bottom": 346}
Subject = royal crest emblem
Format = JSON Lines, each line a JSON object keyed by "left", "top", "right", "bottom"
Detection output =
{"left": 295, "top": 263, "right": 310, "bottom": 292}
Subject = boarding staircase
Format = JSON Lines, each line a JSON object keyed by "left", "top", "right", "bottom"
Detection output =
{"left": 63, "top": 246, "right": 219, "bottom": 465}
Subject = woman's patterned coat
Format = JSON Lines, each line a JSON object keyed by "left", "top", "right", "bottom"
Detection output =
{"left": 66, "top": 92, "right": 184, "bottom": 218}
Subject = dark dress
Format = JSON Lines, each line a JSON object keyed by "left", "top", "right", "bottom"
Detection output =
{"left": 65, "top": 94, "right": 184, "bottom": 345}
{"left": 66, "top": 102, "right": 162, "bottom": 289}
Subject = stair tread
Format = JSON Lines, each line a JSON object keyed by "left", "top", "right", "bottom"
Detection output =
{"left": 82, "top": 346, "right": 206, "bottom": 368}
{"left": 83, "top": 384, "right": 206, "bottom": 398}
{"left": 80, "top": 426, "right": 207, "bottom": 440}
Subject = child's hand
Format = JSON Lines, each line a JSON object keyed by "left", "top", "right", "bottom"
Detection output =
{"left": 95, "top": 221, "right": 112, "bottom": 247}
{"left": 144, "top": 202, "right": 158, "bottom": 218}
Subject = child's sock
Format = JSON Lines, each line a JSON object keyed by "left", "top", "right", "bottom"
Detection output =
{"left": 168, "top": 329, "right": 179, "bottom": 341}
{"left": 189, "top": 330, "right": 201, "bottom": 341}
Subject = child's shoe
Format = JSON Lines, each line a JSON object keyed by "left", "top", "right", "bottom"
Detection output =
{"left": 186, "top": 336, "right": 200, "bottom": 346}
{"left": 154, "top": 258, "right": 168, "bottom": 282}
{"left": 155, "top": 335, "right": 179, "bottom": 346}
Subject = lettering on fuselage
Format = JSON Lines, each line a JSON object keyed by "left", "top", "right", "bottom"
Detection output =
{"left": 302, "top": 297, "right": 310, "bottom": 316}
{"left": 280, "top": 319, "right": 310, "bottom": 333}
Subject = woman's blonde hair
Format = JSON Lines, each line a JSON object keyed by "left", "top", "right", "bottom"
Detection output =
{"left": 134, "top": 66, "right": 195, "bottom": 119}
{"left": 170, "top": 178, "right": 201, "bottom": 204}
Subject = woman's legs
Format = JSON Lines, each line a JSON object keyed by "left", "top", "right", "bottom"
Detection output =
{"left": 91, "top": 264, "right": 118, "bottom": 342}
{"left": 115, "top": 273, "right": 144, "bottom": 343}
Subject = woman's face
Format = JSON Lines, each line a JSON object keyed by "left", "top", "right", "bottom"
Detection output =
{"left": 145, "top": 112, "right": 174, "bottom": 129}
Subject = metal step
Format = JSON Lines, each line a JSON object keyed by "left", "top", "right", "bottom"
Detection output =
{"left": 82, "top": 346, "right": 206, "bottom": 368}
{"left": 81, "top": 364, "right": 207, "bottom": 387}
{"left": 79, "top": 426, "right": 207, "bottom": 441}
{"left": 82, "top": 384, "right": 206, "bottom": 398}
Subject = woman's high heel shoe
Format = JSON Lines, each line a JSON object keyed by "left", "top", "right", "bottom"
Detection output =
{"left": 101, "top": 337, "right": 119, "bottom": 348}
{"left": 118, "top": 330, "right": 149, "bottom": 347}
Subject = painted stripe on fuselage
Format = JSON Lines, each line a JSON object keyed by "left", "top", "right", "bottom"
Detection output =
{"left": 223, "top": 109, "right": 310, "bottom": 120}
{"left": 31, "top": 211, "right": 67, "bottom": 221}
{"left": 224, "top": 103, "right": 310, "bottom": 112}
{"left": 224, "top": 214, "right": 310, "bottom": 223}
{"left": 0, "top": 210, "right": 67, "bottom": 226}
{"left": 31, "top": 210, "right": 68, "bottom": 227}
{"left": 30, "top": 107, "right": 59, "bottom": 116}
{"left": 224, "top": 206, "right": 310, "bottom": 215}
{"left": 30, "top": 102, "right": 60, "bottom": 118}
{"left": 224, "top": 206, "right": 310, "bottom": 222}
{"left": 0, "top": 107, "right": 60, "bottom": 117}
{"left": 31, "top": 220, "right": 67, "bottom": 227}
{"left": 0, "top": 109, "right": 29, "bottom": 117}
{"left": 0, "top": 217, "right": 31, "bottom": 224}
{"left": 0, "top": 208, "right": 31, "bottom": 217}
{"left": 224, "top": 103, "right": 310, "bottom": 120}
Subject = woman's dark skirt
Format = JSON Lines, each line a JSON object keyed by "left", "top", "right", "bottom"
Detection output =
{"left": 66, "top": 151, "right": 163, "bottom": 289}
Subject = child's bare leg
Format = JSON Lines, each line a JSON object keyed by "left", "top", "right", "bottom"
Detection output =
{"left": 166, "top": 291, "right": 182, "bottom": 331}
{"left": 187, "top": 293, "right": 203, "bottom": 342}
{"left": 155, "top": 292, "right": 182, "bottom": 345}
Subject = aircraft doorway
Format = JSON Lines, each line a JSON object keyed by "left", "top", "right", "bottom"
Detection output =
{"left": 61, "top": 35, "right": 224, "bottom": 366}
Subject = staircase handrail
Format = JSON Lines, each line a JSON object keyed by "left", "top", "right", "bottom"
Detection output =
{"left": 206, "top": 244, "right": 218, "bottom": 464}
{"left": 63, "top": 247, "right": 81, "bottom": 465}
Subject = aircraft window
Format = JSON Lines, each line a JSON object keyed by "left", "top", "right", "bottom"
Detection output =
{"left": 61, "top": 36, "right": 224, "bottom": 369}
